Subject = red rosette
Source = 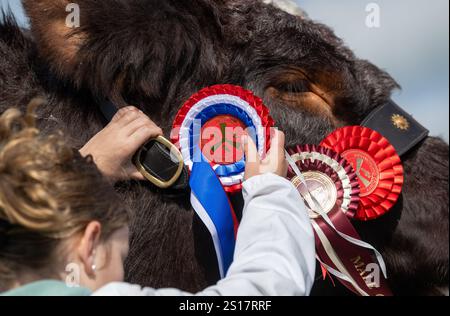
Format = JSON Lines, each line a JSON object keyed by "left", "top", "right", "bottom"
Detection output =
{"left": 321, "top": 126, "right": 404, "bottom": 221}
{"left": 287, "top": 145, "right": 360, "bottom": 219}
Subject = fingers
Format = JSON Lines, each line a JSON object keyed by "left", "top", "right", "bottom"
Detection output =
{"left": 263, "top": 130, "right": 282, "bottom": 160}
{"left": 275, "top": 130, "right": 288, "bottom": 177}
{"left": 111, "top": 106, "right": 163, "bottom": 140}
{"left": 270, "top": 129, "right": 286, "bottom": 160}
{"left": 111, "top": 106, "right": 140, "bottom": 123}
{"left": 264, "top": 129, "right": 288, "bottom": 178}
{"left": 243, "top": 135, "right": 260, "bottom": 180}
{"left": 109, "top": 106, "right": 164, "bottom": 160}
{"left": 128, "top": 123, "right": 163, "bottom": 150}
{"left": 130, "top": 170, "right": 146, "bottom": 181}
{"left": 251, "top": 129, "right": 288, "bottom": 178}
{"left": 126, "top": 116, "right": 163, "bottom": 138}
{"left": 111, "top": 106, "right": 145, "bottom": 127}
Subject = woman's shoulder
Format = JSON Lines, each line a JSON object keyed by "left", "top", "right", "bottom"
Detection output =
{"left": 92, "top": 282, "right": 154, "bottom": 296}
{"left": 93, "top": 282, "right": 192, "bottom": 296}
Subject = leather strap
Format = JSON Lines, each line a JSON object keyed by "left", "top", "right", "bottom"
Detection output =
{"left": 98, "top": 99, "right": 427, "bottom": 189}
{"left": 361, "top": 100, "right": 429, "bottom": 157}
{"left": 134, "top": 138, "right": 189, "bottom": 191}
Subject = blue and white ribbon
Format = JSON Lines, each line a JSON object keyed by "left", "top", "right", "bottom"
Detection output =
{"left": 189, "top": 152, "right": 238, "bottom": 278}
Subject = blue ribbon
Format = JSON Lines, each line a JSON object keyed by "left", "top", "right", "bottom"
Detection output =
{"left": 189, "top": 150, "right": 237, "bottom": 278}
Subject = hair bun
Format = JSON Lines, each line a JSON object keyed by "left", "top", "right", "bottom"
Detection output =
{"left": 0, "top": 100, "right": 65, "bottom": 235}
{"left": 0, "top": 101, "right": 128, "bottom": 288}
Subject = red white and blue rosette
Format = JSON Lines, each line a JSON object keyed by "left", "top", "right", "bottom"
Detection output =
{"left": 172, "top": 85, "right": 274, "bottom": 279}
{"left": 172, "top": 84, "right": 274, "bottom": 193}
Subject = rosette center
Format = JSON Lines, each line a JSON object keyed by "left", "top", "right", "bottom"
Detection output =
{"left": 342, "top": 149, "right": 380, "bottom": 197}
{"left": 201, "top": 115, "right": 248, "bottom": 165}
{"left": 292, "top": 171, "right": 338, "bottom": 218}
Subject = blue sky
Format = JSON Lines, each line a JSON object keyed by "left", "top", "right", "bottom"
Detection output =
{"left": 299, "top": 0, "right": 449, "bottom": 142}
{"left": 1, "top": 0, "right": 449, "bottom": 141}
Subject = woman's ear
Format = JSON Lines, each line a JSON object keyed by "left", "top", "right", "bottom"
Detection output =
{"left": 77, "top": 221, "right": 102, "bottom": 278}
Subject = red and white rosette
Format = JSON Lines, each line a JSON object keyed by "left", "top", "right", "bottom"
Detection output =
{"left": 286, "top": 145, "right": 393, "bottom": 296}
{"left": 288, "top": 145, "right": 360, "bottom": 218}
{"left": 171, "top": 84, "right": 274, "bottom": 193}
{"left": 321, "top": 126, "right": 404, "bottom": 221}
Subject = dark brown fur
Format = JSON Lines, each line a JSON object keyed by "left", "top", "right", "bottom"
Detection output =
{"left": 0, "top": 0, "right": 448, "bottom": 295}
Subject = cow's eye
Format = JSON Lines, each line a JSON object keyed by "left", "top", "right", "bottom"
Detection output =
{"left": 273, "top": 79, "right": 311, "bottom": 94}
{"left": 264, "top": 68, "right": 334, "bottom": 118}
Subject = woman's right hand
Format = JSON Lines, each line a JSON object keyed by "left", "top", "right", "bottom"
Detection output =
{"left": 243, "top": 129, "right": 288, "bottom": 180}
{"left": 80, "top": 106, "right": 163, "bottom": 182}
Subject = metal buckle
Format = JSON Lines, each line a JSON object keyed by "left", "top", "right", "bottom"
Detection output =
{"left": 133, "top": 136, "right": 185, "bottom": 189}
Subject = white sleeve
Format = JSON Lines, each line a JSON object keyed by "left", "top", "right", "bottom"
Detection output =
{"left": 93, "top": 173, "right": 316, "bottom": 297}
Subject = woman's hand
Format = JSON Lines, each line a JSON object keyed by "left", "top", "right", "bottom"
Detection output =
{"left": 243, "top": 129, "right": 288, "bottom": 180}
{"left": 80, "top": 106, "right": 163, "bottom": 182}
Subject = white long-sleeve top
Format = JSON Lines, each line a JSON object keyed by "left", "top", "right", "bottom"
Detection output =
{"left": 93, "top": 173, "right": 316, "bottom": 296}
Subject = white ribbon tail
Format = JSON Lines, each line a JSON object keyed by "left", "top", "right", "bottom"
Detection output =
{"left": 285, "top": 151, "right": 388, "bottom": 279}
{"left": 191, "top": 192, "right": 225, "bottom": 278}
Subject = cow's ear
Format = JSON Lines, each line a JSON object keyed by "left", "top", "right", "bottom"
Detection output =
{"left": 22, "top": 0, "right": 86, "bottom": 78}
{"left": 23, "top": 0, "right": 225, "bottom": 107}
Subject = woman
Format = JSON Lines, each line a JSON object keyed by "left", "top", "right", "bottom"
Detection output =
{"left": 0, "top": 104, "right": 315, "bottom": 296}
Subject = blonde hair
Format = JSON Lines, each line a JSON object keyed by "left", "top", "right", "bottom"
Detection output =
{"left": 0, "top": 100, "right": 128, "bottom": 290}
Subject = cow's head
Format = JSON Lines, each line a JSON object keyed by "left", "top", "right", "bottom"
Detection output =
{"left": 23, "top": 0, "right": 400, "bottom": 145}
